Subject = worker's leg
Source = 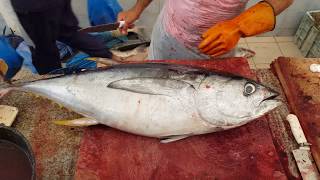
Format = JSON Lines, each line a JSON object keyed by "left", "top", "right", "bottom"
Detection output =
{"left": 16, "top": 11, "right": 61, "bottom": 74}
{"left": 57, "top": 1, "right": 113, "bottom": 58}
{"left": 148, "top": 10, "right": 234, "bottom": 60}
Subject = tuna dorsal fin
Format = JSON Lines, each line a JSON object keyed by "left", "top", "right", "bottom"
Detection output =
{"left": 107, "top": 77, "right": 195, "bottom": 96}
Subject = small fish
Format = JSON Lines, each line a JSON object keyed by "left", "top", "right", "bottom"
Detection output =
{"left": 0, "top": 63, "right": 281, "bottom": 143}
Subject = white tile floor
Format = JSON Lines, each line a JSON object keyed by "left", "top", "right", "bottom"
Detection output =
{"left": 238, "top": 36, "right": 304, "bottom": 69}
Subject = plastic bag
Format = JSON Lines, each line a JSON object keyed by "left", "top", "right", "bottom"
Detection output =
{"left": 16, "top": 41, "right": 38, "bottom": 74}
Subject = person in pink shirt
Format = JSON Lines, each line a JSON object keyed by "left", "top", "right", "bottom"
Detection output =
{"left": 118, "top": 0, "right": 293, "bottom": 60}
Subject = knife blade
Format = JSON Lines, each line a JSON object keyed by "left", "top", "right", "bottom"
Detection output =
{"left": 79, "top": 21, "right": 125, "bottom": 33}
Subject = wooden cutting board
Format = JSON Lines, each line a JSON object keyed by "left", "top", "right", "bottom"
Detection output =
{"left": 272, "top": 57, "right": 320, "bottom": 170}
{"left": 75, "top": 58, "right": 287, "bottom": 180}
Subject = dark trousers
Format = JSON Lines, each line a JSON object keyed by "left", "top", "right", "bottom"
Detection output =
{"left": 15, "top": 1, "right": 112, "bottom": 74}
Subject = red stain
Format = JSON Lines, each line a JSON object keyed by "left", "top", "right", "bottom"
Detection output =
{"left": 76, "top": 118, "right": 286, "bottom": 179}
{"left": 155, "top": 58, "right": 255, "bottom": 79}
{"left": 75, "top": 58, "right": 286, "bottom": 179}
{"left": 272, "top": 57, "right": 320, "bottom": 172}
{"left": 205, "top": 85, "right": 210, "bottom": 89}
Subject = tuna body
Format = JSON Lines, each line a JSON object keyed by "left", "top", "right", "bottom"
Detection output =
{"left": 16, "top": 63, "right": 280, "bottom": 139}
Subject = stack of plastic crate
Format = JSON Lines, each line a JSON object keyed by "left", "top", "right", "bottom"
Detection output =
{"left": 294, "top": 10, "right": 320, "bottom": 58}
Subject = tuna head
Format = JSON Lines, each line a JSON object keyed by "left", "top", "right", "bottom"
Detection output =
{"left": 195, "top": 75, "right": 281, "bottom": 127}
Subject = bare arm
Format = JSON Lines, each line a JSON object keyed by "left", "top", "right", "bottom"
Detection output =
{"left": 117, "top": 0, "right": 153, "bottom": 34}
{"left": 264, "top": 0, "right": 294, "bottom": 15}
{"left": 131, "top": 0, "right": 153, "bottom": 17}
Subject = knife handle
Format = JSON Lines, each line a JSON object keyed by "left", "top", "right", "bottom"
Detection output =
{"left": 119, "top": 21, "right": 125, "bottom": 28}
{"left": 286, "top": 114, "right": 310, "bottom": 147}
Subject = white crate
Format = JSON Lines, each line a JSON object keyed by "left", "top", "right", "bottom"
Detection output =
{"left": 294, "top": 10, "right": 320, "bottom": 57}
{"left": 307, "top": 35, "right": 320, "bottom": 58}
{"left": 294, "top": 13, "right": 315, "bottom": 48}
{"left": 301, "top": 26, "right": 319, "bottom": 56}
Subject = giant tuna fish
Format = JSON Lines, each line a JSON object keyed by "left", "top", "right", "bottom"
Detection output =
{"left": 0, "top": 63, "right": 281, "bottom": 142}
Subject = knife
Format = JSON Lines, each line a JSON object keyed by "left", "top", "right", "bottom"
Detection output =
{"left": 286, "top": 114, "right": 320, "bottom": 179}
{"left": 79, "top": 21, "right": 125, "bottom": 33}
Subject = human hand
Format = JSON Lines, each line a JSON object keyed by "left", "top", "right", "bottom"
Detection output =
{"left": 117, "top": 8, "right": 140, "bottom": 34}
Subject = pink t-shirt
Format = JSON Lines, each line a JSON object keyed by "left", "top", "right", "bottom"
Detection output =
{"left": 163, "top": 0, "right": 249, "bottom": 48}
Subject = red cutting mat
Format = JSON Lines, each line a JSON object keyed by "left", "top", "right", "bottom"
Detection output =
{"left": 75, "top": 58, "right": 286, "bottom": 180}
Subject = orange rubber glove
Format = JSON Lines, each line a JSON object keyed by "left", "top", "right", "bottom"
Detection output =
{"left": 198, "top": 1, "right": 275, "bottom": 57}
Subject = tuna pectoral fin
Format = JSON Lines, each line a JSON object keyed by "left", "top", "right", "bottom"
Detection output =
{"left": 108, "top": 78, "right": 194, "bottom": 96}
{"left": 160, "top": 135, "right": 190, "bottom": 143}
{"left": 54, "top": 117, "right": 99, "bottom": 127}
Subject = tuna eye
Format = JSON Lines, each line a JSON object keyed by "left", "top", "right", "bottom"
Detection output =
{"left": 244, "top": 83, "right": 256, "bottom": 95}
